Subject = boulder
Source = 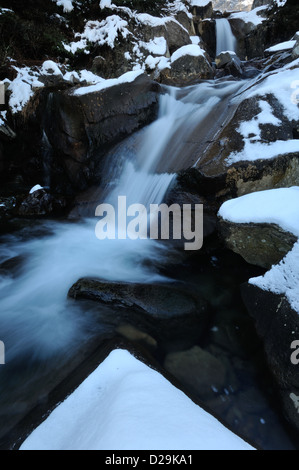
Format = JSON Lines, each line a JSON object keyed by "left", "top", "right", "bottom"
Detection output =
{"left": 159, "top": 52, "right": 214, "bottom": 85}
{"left": 242, "top": 282, "right": 299, "bottom": 431}
{"left": 191, "top": 1, "right": 213, "bottom": 20}
{"left": 218, "top": 220, "right": 297, "bottom": 269}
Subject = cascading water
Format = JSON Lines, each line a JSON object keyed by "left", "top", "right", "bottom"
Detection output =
{"left": 0, "top": 79, "right": 248, "bottom": 440}
{"left": 216, "top": 18, "right": 237, "bottom": 56}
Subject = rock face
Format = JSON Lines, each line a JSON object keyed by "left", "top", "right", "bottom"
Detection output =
{"left": 242, "top": 283, "right": 299, "bottom": 431}
{"left": 160, "top": 52, "right": 214, "bottom": 85}
{"left": 43, "top": 74, "right": 161, "bottom": 191}
{"left": 218, "top": 220, "right": 297, "bottom": 269}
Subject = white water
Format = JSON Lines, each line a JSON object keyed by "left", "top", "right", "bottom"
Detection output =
{"left": 216, "top": 18, "right": 237, "bottom": 56}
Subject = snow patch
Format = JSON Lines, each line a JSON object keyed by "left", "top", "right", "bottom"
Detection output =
{"left": 53, "top": 0, "right": 74, "bottom": 13}
{"left": 229, "top": 6, "right": 268, "bottom": 26}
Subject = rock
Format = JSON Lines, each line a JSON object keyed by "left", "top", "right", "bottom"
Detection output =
{"left": 215, "top": 51, "right": 243, "bottom": 76}
{"left": 44, "top": 74, "right": 161, "bottom": 191}
{"left": 191, "top": 1, "right": 213, "bottom": 20}
{"left": 241, "top": 282, "right": 299, "bottom": 431}
{"left": 141, "top": 19, "right": 191, "bottom": 55}
{"left": 17, "top": 188, "right": 66, "bottom": 217}
{"left": 197, "top": 19, "right": 216, "bottom": 58}
{"left": 159, "top": 52, "right": 214, "bottom": 85}
{"left": 116, "top": 324, "right": 157, "bottom": 348}
{"left": 218, "top": 220, "right": 297, "bottom": 269}
{"left": 190, "top": 93, "right": 299, "bottom": 200}
{"left": 164, "top": 346, "right": 228, "bottom": 399}
{"left": 68, "top": 278, "right": 208, "bottom": 319}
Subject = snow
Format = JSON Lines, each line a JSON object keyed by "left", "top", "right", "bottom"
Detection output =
{"left": 7, "top": 67, "right": 44, "bottom": 114}
{"left": 191, "top": 36, "right": 201, "bottom": 45}
{"left": 29, "top": 185, "right": 44, "bottom": 194}
{"left": 265, "top": 40, "right": 296, "bottom": 53}
{"left": 53, "top": 0, "right": 74, "bottom": 13}
{"left": 136, "top": 13, "right": 188, "bottom": 34}
{"left": 73, "top": 70, "right": 144, "bottom": 96}
{"left": 219, "top": 187, "right": 299, "bottom": 237}
{"left": 140, "top": 37, "right": 168, "bottom": 56}
{"left": 227, "top": 139, "right": 299, "bottom": 164}
{"left": 64, "top": 16, "right": 130, "bottom": 54}
{"left": 219, "top": 187, "right": 299, "bottom": 314}
{"left": 20, "top": 349, "right": 254, "bottom": 451}
{"left": 41, "top": 61, "right": 62, "bottom": 76}
{"left": 229, "top": 6, "right": 268, "bottom": 26}
{"left": 171, "top": 44, "right": 205, "bottom": 63}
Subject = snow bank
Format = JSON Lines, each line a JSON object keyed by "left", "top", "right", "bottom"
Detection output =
{"left": 73, "top": 70, "right": 144, "bottom": 96}
{"left": 20, "top": 349, "right": 254, "bottom": 450}
{"left": 219, "top": 187, "right": 299, "bottom": 237}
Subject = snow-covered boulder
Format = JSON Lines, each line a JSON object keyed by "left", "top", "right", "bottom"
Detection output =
{"left": 215, "top": 51, "right": 243, "bottom": 76}
{"left": 20, "top": 349, "right": 254, "bottom": 450}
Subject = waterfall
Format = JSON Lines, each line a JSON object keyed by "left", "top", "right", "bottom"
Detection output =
{"left": 216, "top": 18, "right": 237, "bottom": 56}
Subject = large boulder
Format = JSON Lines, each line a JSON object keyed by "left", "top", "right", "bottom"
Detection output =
{"left": 140, "top": 18, "right": 192, "bottom": 55}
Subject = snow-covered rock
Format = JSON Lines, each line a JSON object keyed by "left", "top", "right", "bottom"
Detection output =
{"left": 20, "top": 349, "right": 254, "bottom": 450}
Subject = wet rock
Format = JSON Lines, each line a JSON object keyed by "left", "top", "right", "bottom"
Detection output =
{"left": 164, "top": 346, "right": 228, "bottom": 399}
{"left": 197, "top": 19, "right": 216, "bottom": 58}
{"left": 218, "top": 220, "right": 297, "bottom": 269}
{"left": 17, "top": 188, "right": 66, "bottom": 217}
{"left": 241, "top": 282, "right": 299, "bottom": 431}
{"left": 69, "top": 279, "right": 208, "bottom": 319}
